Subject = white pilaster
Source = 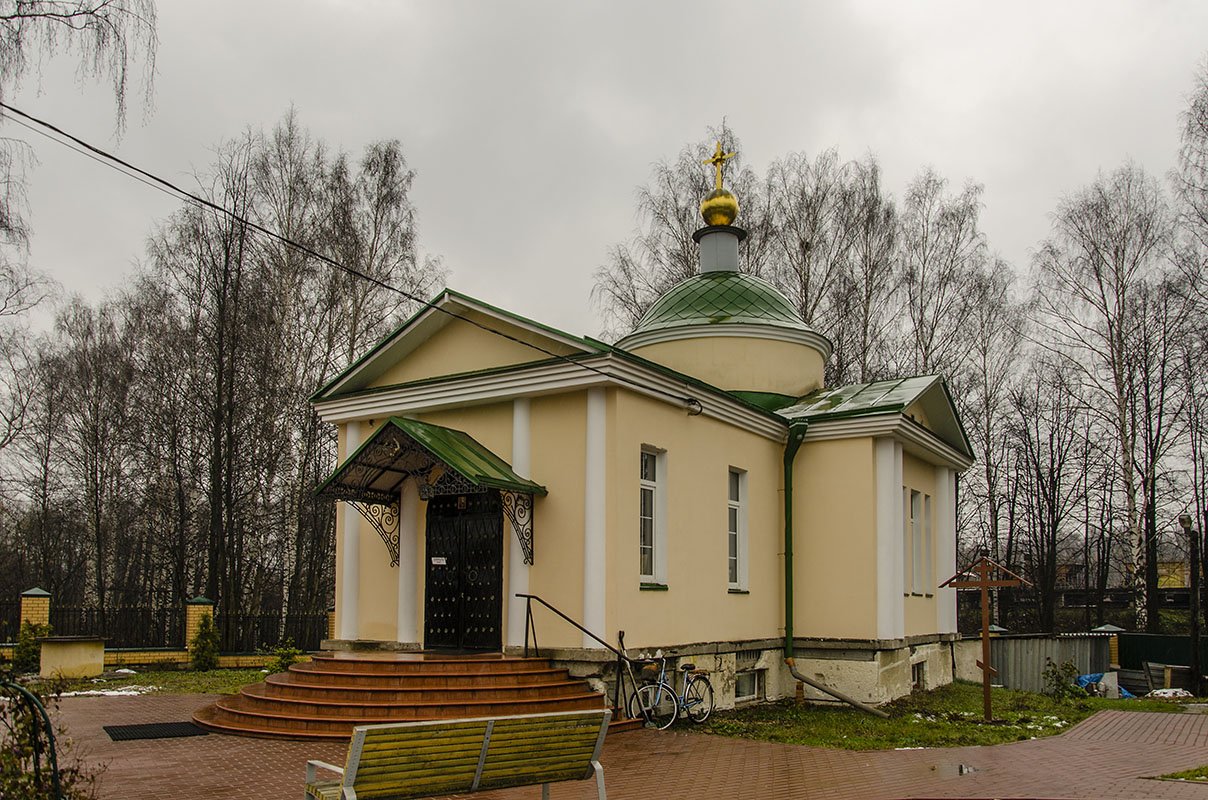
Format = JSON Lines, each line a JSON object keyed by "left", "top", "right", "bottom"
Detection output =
{"left": 875, "top": 437, "right": 905, "bottom": 641}
{"left": 582, "top": 388, "right": 607, "bottom": 647}
{"left": 340, "top": 421, "right": 362, "bottom": 640}
{"left": 506, "top": 398, "right": 532, "bottom": 649}
{"left": 935, "top": 467, "right": 958, "bottom": 634}
{"left": 396, "top": 478, "right": 419, "bottom": 644}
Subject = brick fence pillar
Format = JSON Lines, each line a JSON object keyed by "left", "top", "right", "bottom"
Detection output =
{"left": 20, "top": 587, "right": 51, "bottom": 627}
{"left": 185, "top": 596, "right": 214, "bottom": 651}
{"left": 327, "top": 605, "right": 336, "bottom": 641}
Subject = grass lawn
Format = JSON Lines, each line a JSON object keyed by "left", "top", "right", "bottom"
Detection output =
{"left": 701, "top": 679, "right": 1187, "bottom": 750}
{"left": 36, "top": 667, "right": 267, "bottom": 696}
{"left": 1160, "top": 764, "right": 1208, "bottom": 782}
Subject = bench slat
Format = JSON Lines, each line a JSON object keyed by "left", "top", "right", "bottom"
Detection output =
{"left": 314, "top": 709, "right": 609, "bottom": 799}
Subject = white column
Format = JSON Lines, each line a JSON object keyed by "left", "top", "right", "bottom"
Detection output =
{"left": 396, "top": 478, "right": 419, "bottom": 644}
{"left": 340, "top": 421, "right": 362, "bottom": 640}
{"left": 875, "top": 437, "right": 905, "bottom": 641}
{"left": 506, "top": 398, "right": 532, "bottom": 649}
{"left": 935, "top": 467, "right": 958, "bottom": 634}
{"left": 582, "top": 388, "right": 607, "bottom": 647}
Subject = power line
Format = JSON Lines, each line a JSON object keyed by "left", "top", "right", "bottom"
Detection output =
{"left": 0, "top": 100, "right": 703, "bottom": 411}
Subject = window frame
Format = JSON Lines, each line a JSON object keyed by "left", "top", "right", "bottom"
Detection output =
{"left": 639, "top": 446, "right": 668, "bottom": 585}
{"left": 727, "top": 467, "right": 748, "bottom": 591}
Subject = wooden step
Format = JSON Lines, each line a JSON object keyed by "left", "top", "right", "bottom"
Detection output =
{"left": 191, "top": 651, "right": 609, "bottom": 740}
{"left": 261, "top": 674, "right": 590, "bottom": 702}
{"left": 286, "top": 662, "right": 569, "bottom": 688}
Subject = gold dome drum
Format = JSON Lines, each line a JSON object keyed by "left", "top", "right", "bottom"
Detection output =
{"left": 700, "top": 188, "right": 739, "bottom": 226}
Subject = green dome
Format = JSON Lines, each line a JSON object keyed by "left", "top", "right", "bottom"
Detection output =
{"left": 631, "top": 272, "right": 809, "bottom": 335}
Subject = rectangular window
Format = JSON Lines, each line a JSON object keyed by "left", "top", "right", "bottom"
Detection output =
{"left": 735, "top": 670, "right": 763, "bottom": 703}
{"left": 902, "top": 487, "right": 912, "bottom": 592}
{"left": 728, "top": 469, "right": 746, "bottom": 589}
{"left": 911, "top": 661, "right": 927, "bottom": 692}
{"left": 923, "top": 494, "right": 933, "bottom": 594}
{"left": 640, "top": 451, "right": 657, "bottom": 580}
{"left": 639, "top": 447, "right": 668, "bottom": 585}
{"left": 911, "top": 490, "right": 924, "bottom": 593}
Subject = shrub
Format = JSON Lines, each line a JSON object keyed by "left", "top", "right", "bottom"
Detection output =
{"left": 0, "top": 670, "right": 101, "bottom": 799}
{"left": 190, "top": 614, "right": 220, "bottom": 672}
{"left": 1041, "top": 657, "right": 1085, "bottom": 701}
{"left": 13, "top": 622, "right": 53, "bottom": 675}
{"left": 264, "top": 639, "right": 303, "bottom": 675}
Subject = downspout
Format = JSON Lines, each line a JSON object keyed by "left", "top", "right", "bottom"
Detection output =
{"left": 781, "top": 419, "right": 890, "bottom": 720}
{"left": 782, "top": 421, "right": 808, "bottom": 659}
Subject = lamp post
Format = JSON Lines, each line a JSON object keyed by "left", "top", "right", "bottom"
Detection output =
{"left": 1180, "top": 514, "right": 1202, "bottom": 697}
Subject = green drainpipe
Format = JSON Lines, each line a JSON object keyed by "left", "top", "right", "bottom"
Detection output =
{"left": 779, "top": 419, "right": 890, "bottom": 719}
{"left": 782, "top": 421, "right": 809, "bottom": 659}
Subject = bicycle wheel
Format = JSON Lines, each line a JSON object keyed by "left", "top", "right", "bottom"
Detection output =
{"left": 683, "top": 675, "right": 714, "bottom": 723}
{"left": 628, "top": 682, "right": 678, "bottom": 730}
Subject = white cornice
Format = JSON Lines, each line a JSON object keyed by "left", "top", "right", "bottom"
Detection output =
{"left": 313, "top": 355, "right": 789, "bottom": 442}
{"left": 617, "top": 322, "right": 834, "bottom": 360}
{"left": 803, "top": 414, "right": 975, "bottom": 471}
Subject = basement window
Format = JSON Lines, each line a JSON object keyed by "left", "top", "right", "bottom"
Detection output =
{"left": 735, "top": 670, "right": 763, "bottom": 703}
{"left": 912, "top": 661, "right": 927, "bottom": 692}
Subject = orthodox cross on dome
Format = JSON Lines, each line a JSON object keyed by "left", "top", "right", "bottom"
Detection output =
{"left": 703, "top": 141, "right": 737, "bottom": 191}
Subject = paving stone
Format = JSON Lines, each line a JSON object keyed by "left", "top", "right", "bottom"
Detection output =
{"left": 50, "top": 694, "right": 1208, "bottom": 799}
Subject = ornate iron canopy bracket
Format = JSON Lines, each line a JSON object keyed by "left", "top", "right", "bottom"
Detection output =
{"left": 501, "top": 491, "right": 534, "bottom": 565}
{"left": 351, "top": 500, "right": 400, "bottom": 566}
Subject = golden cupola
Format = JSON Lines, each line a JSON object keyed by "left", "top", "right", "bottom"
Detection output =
{"left": 617, "top": 141, "right": 832, "bottom": 398}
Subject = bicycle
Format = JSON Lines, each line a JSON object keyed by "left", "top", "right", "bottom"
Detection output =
{"left": 625, "top": 654, "right": 714, "bottom": 729}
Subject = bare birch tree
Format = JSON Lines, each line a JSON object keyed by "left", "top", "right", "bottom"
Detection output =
{"left": 1033, "top": 163, "right": 1172, "bottom": 629}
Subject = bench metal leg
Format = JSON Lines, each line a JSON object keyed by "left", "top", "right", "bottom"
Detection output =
{"left": 592, "top": 760, "right": 606, "bottom": 800}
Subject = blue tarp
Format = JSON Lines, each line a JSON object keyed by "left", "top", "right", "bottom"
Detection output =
{"left": 1077, "top": 672, "right": 1135, "bottom": 698}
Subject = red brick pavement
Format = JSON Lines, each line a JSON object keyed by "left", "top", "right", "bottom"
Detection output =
{"left": 50, "top": 695, "right": 1208, "bottom": 799}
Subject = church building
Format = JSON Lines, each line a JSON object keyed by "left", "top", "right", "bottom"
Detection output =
{"left": 311, "top": 147, "right": 974, "bottom": 708}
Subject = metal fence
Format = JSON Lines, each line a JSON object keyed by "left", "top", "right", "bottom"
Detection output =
{"left": 218, "top": 613, "right": 328, "bottom": 653}
{"left": 49, "top": 606, "right": 184, "bottom": 649}
{"left": 988, "top": 634, "right": 1112, "bottom": 693}
{"left": 1117, "top": 633, "right": 1208, "bottom": 671}
{"left": 0, "top": 601, "right": 18, "bottom": 644}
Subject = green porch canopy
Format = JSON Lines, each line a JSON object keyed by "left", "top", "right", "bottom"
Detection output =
{"left": 318, "top": 416, "right": 546, "bottom": 505}
{"left": 318, "top": 417, "right": 545, "bottom": 566}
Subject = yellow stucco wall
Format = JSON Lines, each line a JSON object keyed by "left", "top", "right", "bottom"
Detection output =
{"left": 903, "top": 452, "right": 940, "bottom": 637}
{"left": 793, "top": 437, "right": 879, "bottom": 640}
{"left": 372, "top": 313, "right": 580, "bottom": 388}
{"left": 626, "top": 336, "right": 825, "bottom": 397}
{"left": 40, "top": 639, "right": 105, "bottom": 678}
{"left": 607, "top": 392, "right": 784, "bottom": 650}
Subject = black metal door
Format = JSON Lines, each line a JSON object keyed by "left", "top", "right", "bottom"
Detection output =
{"left": 423, "top": 491, "right": 503, "bottom": 652}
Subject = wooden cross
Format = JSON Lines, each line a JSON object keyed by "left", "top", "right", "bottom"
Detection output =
{"left": 941, "top": 555, "right": 1029, "bottom": 721}
{"left": 703, "top": 141, "right": 737, "bottom": 191}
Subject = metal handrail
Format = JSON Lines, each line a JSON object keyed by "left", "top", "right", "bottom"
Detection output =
{"left": 2, "top": 679, "right": 63, "bottom": 799}
{"left": 515, "top": 593, "right": 644, "bottom": 717}
{"left": 515, "top": 593, "right": 637, "bottom": 664}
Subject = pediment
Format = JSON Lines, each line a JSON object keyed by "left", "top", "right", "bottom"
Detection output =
{"left": 313, "top": 290, "right": 600, "bottom": 400}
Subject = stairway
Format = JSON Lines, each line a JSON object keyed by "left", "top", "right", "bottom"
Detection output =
{"left": 192, "top": 651, "right": 614, "bottom": 739}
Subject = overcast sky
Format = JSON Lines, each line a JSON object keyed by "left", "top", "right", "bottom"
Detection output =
{"left": 7, "top": 0, "right": 1208, "bottom": 338}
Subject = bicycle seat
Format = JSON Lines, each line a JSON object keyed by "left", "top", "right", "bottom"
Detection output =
{"left": 679, "top": 663, "right": 695, "bottom": 671}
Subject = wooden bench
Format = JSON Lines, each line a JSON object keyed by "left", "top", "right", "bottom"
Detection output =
{"left": 304, "top": 708, "right": 611, "bottom": 800}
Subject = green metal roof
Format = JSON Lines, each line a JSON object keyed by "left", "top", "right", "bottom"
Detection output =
{"left": 312, "top": 288, "right": 603, "bottom": 402}
{"left": 318, "top": 416, "right": 546, "bottom": 503}
{"left": 779, "top": 376, "right": 941, "bottom": 421}
{"left": 630, "top": 272, "right": 811, "bottom": 334}
{"left": 779, "top": 375, "right": 974, "bottom": 460}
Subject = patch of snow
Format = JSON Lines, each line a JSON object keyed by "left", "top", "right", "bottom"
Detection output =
{"left": 894, "top": 746, "right": 927, "bottom": 750}
{"left": 58, "top": 684, "right": 159, "bottom": 697}
{"left": 114, "top": 668, "right": 137, "bottom": 674}
{"left": 1148, "top": 688, "right": 1193, "bottom": 699}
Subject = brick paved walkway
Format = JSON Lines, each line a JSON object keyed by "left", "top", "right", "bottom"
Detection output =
{"left": 52, "top": 696, "right": 1208, "bottom": 799}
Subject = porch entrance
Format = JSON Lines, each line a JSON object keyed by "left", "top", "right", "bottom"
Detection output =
{"left": 423, "top": 491, "right": 503, "bottom": 652}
